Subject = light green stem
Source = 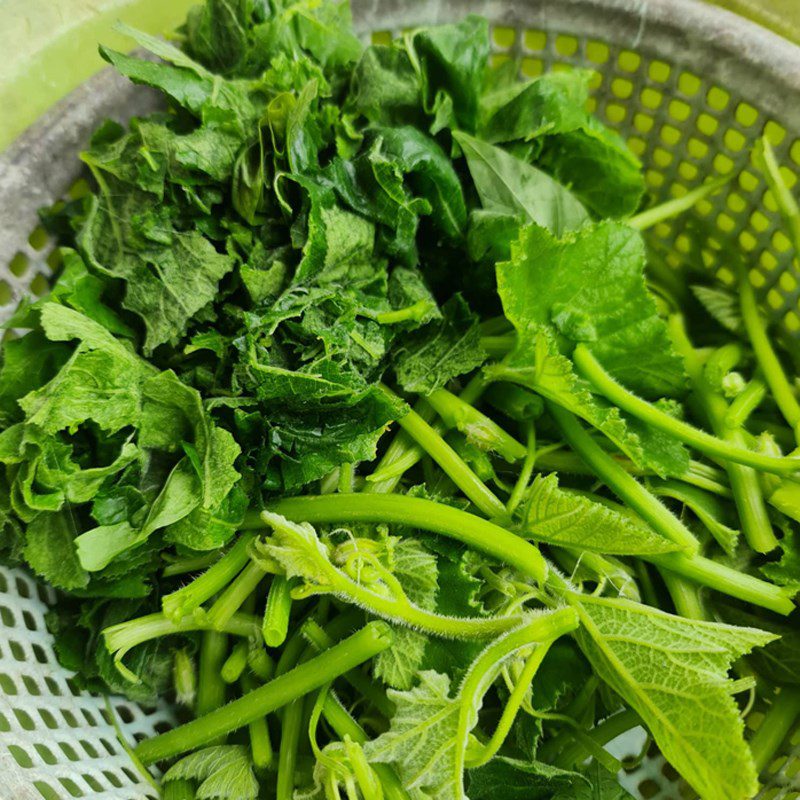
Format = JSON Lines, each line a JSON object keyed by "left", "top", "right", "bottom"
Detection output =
{"left": 574, "top": 344, "right": 800, "bottom": 475}
{"left": 466, "top": 639, "right": 553, "bottom": 767}
{"left": 221, "top": 641, "right": 249, "bottom": 684}
{"left": 241, "top": 673, "right": 273, "bottom": 770}
{"left": 161, "top": 532, "right": 257, "bottom": 621}
{"left": 749, "top": 688, "right": 800, "bottom": 772}
{"left": 426, "top": 388, "right": 527, "bottom": 462}
{"left": 659, "top": 569, "right": 707, "bottom": 620}
{"left": 196, "top": 630, "right": 228, "bottom": 742}
{"left": 255, "top": 493, "right": 548, "bottom": 584}
{"left": 206, "top": 561, "right": 266, "bottom": 631}
{"left": 547, "top": 402, "right": 699, "bottom": 553}
{"left": 725, "top": 379, "right": 767, "bottom": 429}
{"left": 628, "top": 173, "right": 731, "bottom": 230}
{"left": 507, "top": 423, "right": 536, "bottom": 515}
{"left": 385, "top": 390, "right": 508, "bottom": 519}
{"left": 263, "top": 574, "right": 293, "bottom": 648}
{"left": 135, "top": 622, "right": 393, "bottom": 764}
{"left": 740, "top": 269, "right": 800, "bottom": 439}
{"left": 669, "top": 315, "right": 779, "bottom": 553}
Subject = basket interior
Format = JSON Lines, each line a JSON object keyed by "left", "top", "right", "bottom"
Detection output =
{"left": 2, "top": 0, "right": 800, "bottom": 797}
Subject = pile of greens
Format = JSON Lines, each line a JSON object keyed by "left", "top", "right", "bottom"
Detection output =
{"left": 2, "top": 1, "right": 800, "bottom": 798}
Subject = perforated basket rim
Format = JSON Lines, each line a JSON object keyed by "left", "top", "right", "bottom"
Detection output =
{"left": 2, "top": 1, "right": 800, "bottom": 798}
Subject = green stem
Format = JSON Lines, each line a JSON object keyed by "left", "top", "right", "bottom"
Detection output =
{"left": 366, "top": 399, "right": 438, "bottom": 494}
{"left": 241, "top": 673, "right": 273, "bottom": 770}
{"left": 455, "top": 609, "right": 580, "bottom": 780}
{"left": 555, "top": 708, "right": 642, "bottom": 769}
{"left": 248, "top": 644, "right": 276, "bottom": 682}
{"left": 384, "top": 387, "right": 508, "bottom": 519}
{"left": 322, "top": 693, "right": 410, "bottom": 800}
{"left": 740, "top": 269, "right": 800, "bottom": 438}
{"left": 196, "top": 630, "right": 228, "bottom": 744}
{"left": 255, "top": 493, "right": 548, "bottom": 585}
{"left": 481, "top": 335, "right": 515, "bottom": 358}
{"left": 338, "top": 462, "right": 355, "bottom": 493}
{"left": 426, "top": 388, "right": 527, "bottom": 462}
{"left": 162, "top": 551, "right": 220, "bottom": 578}
{"left": 371, "top": 299, "right": 437, "bottom": 325}
{"left": 547, "top": 402, "right": 699, "bottom": 553}
{"left": 263, "top": 509, "right": 521, "bottom": 639}
{"left": 758, "top": 137, "right": 800, "bottom": 252}
{"left": 103, "top": 613, "right": 258, "bottom": 684}
{"left": 650, "top": 551, "right": 794, "bottom": 615}
{"left": 574, "top": 344, "right": 800, "bottom": 475}
{"left": 366, "top": 377, "right": 487, "bottom": 491}
{"left": 206, "top": 561, "right": 266, "bottom": 631}
{"left": 466, "top": 639, "right": 553, "bottom": 768}
{"left": 659, "top": 569, "right": 707, "bottom": 620}
{"left": 161, "top": 532, "right": 257, "bottom": 621}
{"left": 221, "top": 641, "right": 249, "bottom": 684}
{"left": 302, "top": 620, "right": 395, "bottom": 718}
{"left": 628, "top": 173, "right": 731, "bottom": 230}
{"left": 135, "top": 622, "right": 393, "bottom": 764}
{"left": 669, "top": 316, "right": 779, "bottom": 553}
{"left": 277, "top": 696, "right": 304, "bottom": 800}
{"left": 507, "top": 423, "right": 536, "bottom": 515}
{"left": 749, "top": 688, "right": 800, "bottom": 772}
{"left": 263, "top": 574, "right": 293, "bottom": 648}
{"left": 548, "top": 406, "right": 791, "bottom": 613}
{"left": 725, "top": 379, "right": 767, "bottom": 429}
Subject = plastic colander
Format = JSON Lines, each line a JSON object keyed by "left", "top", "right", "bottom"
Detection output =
{"left": 2, "top": 0, "right": 800, "bottom": 797}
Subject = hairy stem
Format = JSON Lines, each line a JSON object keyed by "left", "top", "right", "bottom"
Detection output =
{"left": 254, "top": 493, "right": 548, "bottom": 584}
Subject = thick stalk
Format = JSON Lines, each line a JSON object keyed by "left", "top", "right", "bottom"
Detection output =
{"left": 555, "top": 708, "right": 642, "bottom": 769}
{"left": 103, "top": 613, "right": 259, "bottom": 684}
{"left": 135, "top": 622, "right": 393, "bottom": 764}
{"left": 574, "top": 344, "right": 800, "bottom": 475}
{"left": 161, "top": 533, "right": 257, "bottom": 621}
{"left": 547, "top": 403, "right": 699, "bottom": 553}
{"left": 322, "top": 692, "right": 410, "bottom": 800}
{"left": 650, "top": 551, "right": 794, "bottom": 615}
{"left": 254, "top": 493, "right": 548, "bottom": 584}
{"left": 221, "top": 641, "right": 249, "bottom": 684}
{"left": 426, "top": 388, "right": 527, "bottom": 462}
{"left": 277, "top": 696, "right": 304, "bottom": 800}
{"left": 302, "top": 620, "right": 395, "bottom": 718}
